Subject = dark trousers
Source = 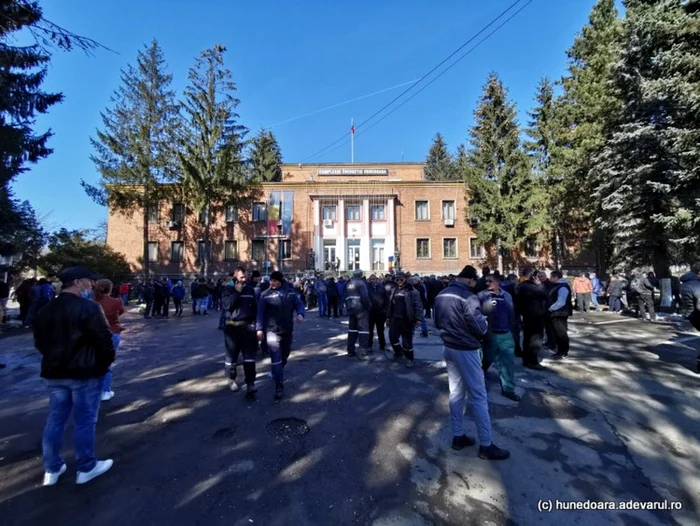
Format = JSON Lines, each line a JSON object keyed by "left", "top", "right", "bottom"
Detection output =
{"left": 267, "top": 332, "right": 292, "bottom": 388}
{"left": 224, "top": 323, "right": 257, "bottom": 386}
{"left": 544, "top": 315, "right": 556, "bottom": 349}
{"left": 637, "top": 295, "right": 656, "bottom": 321}
{"left": 144, "top": 300, "right": 154, "bottom": 318}
{"left": 328, "top": 297, "right": 339, "bottom": 317}
{"left": 389, "top": 317, "right": 414, "bottom": 361}
{"left": 347, "top": 310, "right": 370, "bottom": 353}
{"left": 161, "top": 297, "right": 169, "bottom": 317}
{"left": 522, "top": 315, "right": 545, "bottom": 365}
{"left": 609, "top": 296, "right": 622, "bottom": 312}
{"left": 425, "top": 305, "right": 431, "bottom": 319}
{"left": 153, "top": 297, "right": 163, "bottom": 316}
{"left": 173, "top": 298, "right": 183, "bottom": 316}
{"left": 369, "top": 311, "right": 387, "bottom": 350}
{"left": 576, "top": 293, "right": 591, "bottom": 312}
{"left": 549, "top": 316, "right": 569, "bottom": 356}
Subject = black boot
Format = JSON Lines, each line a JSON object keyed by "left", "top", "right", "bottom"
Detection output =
{"left": 478, "top": 444, "right": 510, "bottom": 460}
{"left": 274, "top": 384, "right": 284, "bottom": 402}
{"left": 451, "top": 434, "right": 476, "bottom": 450}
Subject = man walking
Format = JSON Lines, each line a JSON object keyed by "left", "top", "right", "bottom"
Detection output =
{"left": 680, "top": 262, "right": 700, "bottom": 372}
{"left": 478, "top": 274, "right": 520, "bottom": 401}
{"left": 223, "top": 267, "right": 259, "bottom": 401}
{"left": 367, "top": 274, "right": 388, "bottom": 353}
{"left": 33, "top": 266, "right": 115, "bottom": 485}
{"left": 515, "top": 268, "right": 549, "bottom": 370}
{"left": 256, "top": 271, "right": 305, "bottom": 401}
{"left": 433, "top": 265, "right": 510, "bottom": 460}
{"left": 547, "top": 270, "right": 573, "bottom": 360}
{"left": 631, "top": 272, "right": 656, "bottom": 322}
{"left": 315, "top": 274, "right": 328, "bottom": 317}
{"left": 386, "top": 271, "right": 424, "bottom": 367}
{"left": 344, "top": 269, "right": 371, "bottom": 360}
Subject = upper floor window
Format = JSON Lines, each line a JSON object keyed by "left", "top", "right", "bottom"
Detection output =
{"left": 147, "top": 241, "right": 159, "bottom": 262}
{"left": 171, "top": 202, "right": 185, "bottom": 223}
{"left": 322, "top": 205, "right": 337, "bottom": 221}
{"left": 170, "top": 241, "right": 183, "bottom": 262}
{"left": 225, "top": 205, "right": 238, "bottom": 222}
{"left": 346, "top": 204, "right": 361, "bottom": 221}
{"left": 415, "top": 200, "right": 429, "bottom": 221}
{"left": 253, "top": 203, "right": 267, "bottom": 222}
{"left": 147, "top": 203, "right": 160, "bottom": 223}
{"left": 371, "top": 204, "right": 385, "bottom": 221}
{"left": 470, "top": 238, "right": 485, "bottom": 259}
{"left": 442, "top": 200, "right": 455, "bottom": 220}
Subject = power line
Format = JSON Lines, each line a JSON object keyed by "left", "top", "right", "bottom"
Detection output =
{"left": 311, "top": 0, "right": 533, "bottom": 162}
{"left": 301, "top": 0, "right": 526, "bottom": 163}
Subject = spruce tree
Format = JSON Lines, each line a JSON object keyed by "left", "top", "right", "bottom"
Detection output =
{"left": 463, "top": 73, "right": 532, "bottom": 271}
{"left": 0, "top": 1, "right": 60, "bottom": 260}
{"left": 85, "top": 40, "right": 179, "bottom": 279}
{"left": 249, "top": 129, "right": 282, "bottom": 182}
{"left": 178, "top": 45, "right": 254, "bottom": 278}
{"left": 593, "top": 0, "right": 700, "bottom": 275}
{"left": 424, "top": 133, "right": 456, "bottom": 180}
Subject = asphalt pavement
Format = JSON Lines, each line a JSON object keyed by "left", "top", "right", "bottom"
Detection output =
{"left": 0, "top": 307, "right": 698, "bottom": 525}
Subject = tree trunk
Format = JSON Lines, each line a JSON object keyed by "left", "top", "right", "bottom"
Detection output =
{"left": 496, "top": 238, "right": 503, "bottom": 274}
{"left": 552, "top": 231, "right": 560, "bottom": 270}
{"left": 143, "top": 200, "right": 150, "bottom": 279}
{"left": 203, "top": 201, "right": 211, "bottom": 279}
{"left": 653, "top": 247, "right": 671, "bottom": 279}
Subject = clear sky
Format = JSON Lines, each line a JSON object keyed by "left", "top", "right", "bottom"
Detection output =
{"left": 11, "top": 0, "right": 596, "bottom": 232}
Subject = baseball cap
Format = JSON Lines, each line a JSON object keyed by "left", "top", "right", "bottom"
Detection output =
{"left": 59, "top": 266, "right": 99, "bottom": 284}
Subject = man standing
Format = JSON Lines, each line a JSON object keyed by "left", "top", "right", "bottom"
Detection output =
{"left": 631, "top": 272, "right": 656, "bottom": 322}
{"left": 315, "top": 274, "right": 328, "bottom": 318}
{"left": 680, "top": 262, "right": 700, "bottom": 372}
{"left": 572, "top": 273, "right": 593, "bottom": 312}
{"left": 160, "top": 277, "right": 171, "bottom": 317}
{"left": 344, "top": 269, "right": 372, "bottom": 360}
{"left": 386, "top": 271, "right": 424, "bottom": 367}
{"left": 433, "top": 265, "right": 509, "bottom": 460}
{"left": 411, "top": 275, "right": 429, "bottom": 337}
{"left": 33, "top": 266, "right": 115, "bottom": 485}
{"left": 547, "top": 270, "right": 573, "bottom": 360}
{"left": 515, "top": 268, "right": 549, "bottom": 370}
{"left": 590, "top": 272, "right": 603, "bottom": 312}
{"left": 223, "top": 267, "right": 259, "bottom": 401}
{"left": 606, "top": 275, "right": 624, "bottom": 313}
{"left": 256, "top": 271, "right": 305, "bottom": 401}
{"left": 336, "top": 276, "right": 346, "bottom": 316}
{"left": 0, "top": 276, "right": 9, "bottom": 324}
{"left": 367, "top": 274, "right": 388, "bottom": 353}
{"left": 326, "top": 276, "right": 339, "bottom": 318}
{"left": 478, "top": 275, "right": 520, "bottom": 401}
{"left": 142, "top": 278, "right": 154, "bottom": 319}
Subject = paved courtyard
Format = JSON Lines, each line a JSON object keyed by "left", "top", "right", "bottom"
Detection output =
{"left": 0, "top": 307, "right": 699, "bottom": 525}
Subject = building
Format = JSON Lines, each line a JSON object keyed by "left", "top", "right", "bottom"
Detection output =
{"left": 107, "top": 162, "right": 537, "bottom": 277}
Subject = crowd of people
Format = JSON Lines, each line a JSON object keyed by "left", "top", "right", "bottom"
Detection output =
{"left": 14, "top": 258, "right": 700, "bottom": 485}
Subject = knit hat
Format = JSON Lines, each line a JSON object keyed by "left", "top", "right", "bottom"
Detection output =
{"left": 251, "top": 270, "right": 261, "bottom": 278}
{"left": 457, "top": 265, "right": 478, "bottom": 280}
{"left": 270, "top": 271, "right": 284, "bottom": 282}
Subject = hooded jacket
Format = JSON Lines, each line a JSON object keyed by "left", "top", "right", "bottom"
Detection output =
{"left": 680, "top": 272, "right": 700, "bottom": 318}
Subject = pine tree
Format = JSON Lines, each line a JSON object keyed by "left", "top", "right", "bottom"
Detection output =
{"left": 593, "top": 0, "right": 700, "bottom": 275}
{"left": 0, "top": 1, "right": 61, "bottom": 260}
{"left": 524, "top": 77, "right": 566, "bottom": 267}
{"left": 424, "top": 133, "right": 456, "bottom": 180}
{"left": 249, "top": 129, "right": 282, "bottom": 182}
{"left": 85, "top": 40, "right": 179, "bottom": 279}
{"left": 178, "top": 44, "right": 254, "bottom": 278}
{"left": 463, "top": 73, "right": 532, "bottom": 271}
{"left": 558, "top": 0, "right": 622, "bottom": 270}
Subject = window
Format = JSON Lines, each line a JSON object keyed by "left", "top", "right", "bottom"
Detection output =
{"left": 346, "top": 204, "right": 361, "bottom": 221}
{"left": 225, "top": 205, "right": 238, "bottom": 223}
{"left": 524, "top": 238, "right": 539, "bottom": 258}
{"left": 281, "top": 239, "right": 292, "bottom": 259}
{"left": 147, "top": 241, "right": 159, "bottom": 262}
{"left": 147, "top": 203, "right": 160, "bottom": 223}
{"left": 416, "top": 238, "right": 430, "bottom": 259}
{"left": 252, "top": 240, "right": 265, "bottom": 261}
{"left": 443, "top": 238, "right": 457, "bottom": 258}
{"left": 322, "top": 205, "right": 337, "bottom": 221}
{"left": 197, "top": 240, "right": 208, "bottom": 262}
{"left": 170, "top": 241, "right": 183, "bottom": 262}
{"left": 198, "top": 208, "right": 208, "bottom": 225}
{"left": 470, "top": 238, "right": 485, "bottom": 259}
{"left": 415, "top": 200, "right": 429, "bottom": 220}
{"left": 442, "top": 200, "right": 455, "bottom": 220}
{"left": 171, "top": 203, "right": 185, "bottom": 223}
{"left": 224, "top": 240, "right": 238, "bottom": 261}
{"left": 371, "top": 204, "right": 385, "bottom": 221}
{"left": 253, "top": 203, "right": 267, "bottom": 222}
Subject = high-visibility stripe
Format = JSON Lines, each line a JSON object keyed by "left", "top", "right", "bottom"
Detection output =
{"left": 271, "top": 360, "right": 283, "bottom": 365}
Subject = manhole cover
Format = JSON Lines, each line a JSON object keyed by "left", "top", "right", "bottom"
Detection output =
{"left": 266, "top": 418, "right": 310, "bottom": 441}
{"left": 211, "top": 426, "right": 237, "bottom": 440}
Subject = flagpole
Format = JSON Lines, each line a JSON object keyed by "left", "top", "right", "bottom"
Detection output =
{"left": 351, "top": 118, "right": 354, "bottom": 164}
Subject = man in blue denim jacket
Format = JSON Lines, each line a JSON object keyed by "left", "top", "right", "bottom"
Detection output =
{"left": 434, "top": 265, "right": 510, "bottom": 460}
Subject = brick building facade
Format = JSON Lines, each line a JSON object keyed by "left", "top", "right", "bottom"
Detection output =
{"left": 107, "top": 162, "right": 554, "bottom": 278}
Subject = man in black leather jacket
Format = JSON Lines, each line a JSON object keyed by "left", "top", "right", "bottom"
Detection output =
{"left": 33, "top": 266, "right": 115, "bottom": 487}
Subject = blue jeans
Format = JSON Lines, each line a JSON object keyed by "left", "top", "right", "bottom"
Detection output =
{"left": 196, "top": 297, "right": 208, "bottom": 313}
{"left": 443, "top": 346, "right": 492, "bottom": 446}
{"left": 591, "top": 293, "right": 600, "bottom": 310}
{"left": 267, "top": 331, "right": 292, "bottom": 388}
{"left": 414, "top": 318, "right": 428, "bottom": 335}
{"left": 103, "top": 333, "right": 121, "bottom": 393}
{"left": 121, "top": 294, "right": 128, "bottom": 306}
{"left": 317, "top": 292, "right": 328, "bottom": 317}
{"left": 43, "top": 377, "right": 103, "bottom": 473}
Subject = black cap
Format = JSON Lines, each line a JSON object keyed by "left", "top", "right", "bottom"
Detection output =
{"left": 457, "top": 265, "right": 478, "bottom": 280}
{"left": 270, "top": 271, "right": 284, "bottom": 282}
{"left": 251, "top": 270, "right": 261, "bottom": 278}
{"left": 59, "top": 266, "right": 99, "bottom": 284}
{"left": 395, "top": 271, "right": 407, "bottom": 279}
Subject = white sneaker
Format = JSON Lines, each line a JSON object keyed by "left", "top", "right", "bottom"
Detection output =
{"left": 43, "top": 463, "right": 67, "bottom": 486}
{"left": 101, "top": 391, "right": 115, "bottom": 402}
{"left": 76, "top": 459, "right": 113, "bottom": 485}
{"left": 229, "top": 381, "right": 240, "bottom": 392}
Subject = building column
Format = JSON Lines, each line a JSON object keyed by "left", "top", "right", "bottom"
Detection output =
{"left": 386, "top": 197, "right": 396, "bottom": 271}
{"left": 337, "top": 199, "right": 345, "bottom": 271}
{"left": 361, "top": 198, "right": 371, "bottom": 271}
{"left": 313, "top": 199, "right": 321, "bottom": 270}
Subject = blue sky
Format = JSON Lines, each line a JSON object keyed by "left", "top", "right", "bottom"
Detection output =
{"left": 12, "top": 0, "right": 596, "bottom": 231}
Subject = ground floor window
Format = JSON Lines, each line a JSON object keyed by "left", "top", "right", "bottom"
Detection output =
{"left": 148, "top": 241, "right": 159, "bottom": 262}
{"left": 224, "top": 240, "right": 238, "bottom": 261}
{"left": 470, "top": 238, "right": 485, "bottom": 259}
{"left": 347, "top": 241, "right": 361, "bottom": 271}
{"left": 417, "top": 238, "right": 430, "bottom": 259}
{"left": 252, "top": 239, "right": 265, "bottom": 261}
{"left": 170, "top": 241, "right": 183, "bottom": 262}
{"left": 371, "top": 240, "right": 385, "bottom": 271}
{"left": 281, "top": 239, "right": 292, "bottom": 260}
{"left": 443, "top": 238, "right": 457, "bottom": 259}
